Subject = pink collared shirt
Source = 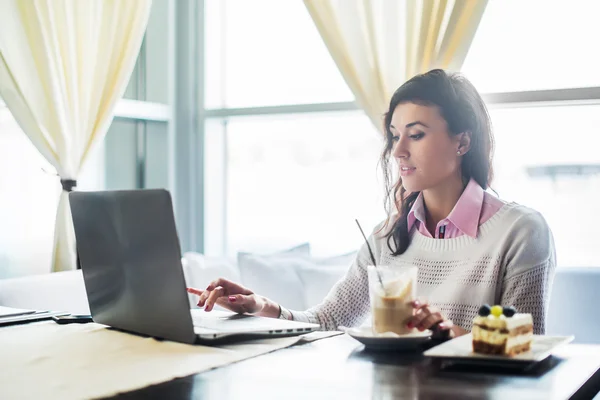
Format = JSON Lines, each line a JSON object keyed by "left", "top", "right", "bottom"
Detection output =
{"left": 407, "top": 179, "right": 505, "bottom": 239}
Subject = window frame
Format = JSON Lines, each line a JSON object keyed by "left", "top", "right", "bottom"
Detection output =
{"left": 197, "top": 2, "right": 600, "bottom": 257}
{"left": 8, "top": 0, "right": 600, "bottom": 260}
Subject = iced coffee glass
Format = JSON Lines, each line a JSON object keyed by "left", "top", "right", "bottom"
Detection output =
{"left": 368, "top": 265, "right": 418, "bottom": 335}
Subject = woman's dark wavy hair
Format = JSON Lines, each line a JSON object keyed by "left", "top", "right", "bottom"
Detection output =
{"left": 379, "top": 69, "right": 494, "bottom": 255}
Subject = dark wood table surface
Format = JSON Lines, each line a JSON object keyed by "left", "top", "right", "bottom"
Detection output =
{"left": 111, "top": 334, "right": 600, "bottom": 400}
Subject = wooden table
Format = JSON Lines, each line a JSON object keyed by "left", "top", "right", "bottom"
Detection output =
{"left": 112, "top": 334, "right": 600, "bottom": 400}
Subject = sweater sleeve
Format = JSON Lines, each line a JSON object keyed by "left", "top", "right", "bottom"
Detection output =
{"left": 288, "top": 240, "right": 374, "bottom": 330}
{"left": 500, "top": 210, "right": 557, "bottom": 334}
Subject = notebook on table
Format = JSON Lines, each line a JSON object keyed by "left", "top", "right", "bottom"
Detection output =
{"left": 0, "top": 306, "right": 69, "bottom": 326}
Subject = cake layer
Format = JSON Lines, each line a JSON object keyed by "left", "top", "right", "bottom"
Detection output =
{"left": 472, "top": 324, "right": 533, "bottom": 345}
{"left": 473, "top": 340, "right": 531, "bottom": 356}
{"left": 472, "top": 307, "right": 534, "bottom": 356}
{"left": 473, "top": 313, "right": 532, "bottom": 330}
{"left": 473, "top": 323, "right": 533, "bottom": 335}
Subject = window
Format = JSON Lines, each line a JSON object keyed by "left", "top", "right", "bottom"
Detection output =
{"left": 489, "top": 105, "right": 600, "bottom": 268}
{"left": 124, "top": 0, "right": 170, "bottom": 103}
{"left": 104, "top": 120, "right": 138, "bottom": 189}
{"left": 204, "top": 0, "right": 369, "bottom": 257}
{"left": 206, "top": 112, "right": 385, "bottom": 257}
{"left": 461, "top": 1, "right": 600, "bottom": 268}
{"left": 463, "top": 0, "right": 600, "bottom": 267}
{"left": 204, "top": 0, "right": 600, "bottom": 269}
{"left": 462, "top": 0, "right": 600, "bottom": 93}
{"left": 205, "top": 0, "right": 353, "bottom": 109}
{"left": 104, "top": 120, "right": 170, "bottom": 190}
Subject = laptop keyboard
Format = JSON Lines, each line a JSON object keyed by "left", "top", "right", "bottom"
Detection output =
{"left": 190, "top": 310, "right": 314, "bottom": 333}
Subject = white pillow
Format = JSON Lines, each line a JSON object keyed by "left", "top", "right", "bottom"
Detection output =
{"left": 0, "top": 270, "right": 90, "bottom": 314}
{"left": 296, "top": 251, "right": 357, "bottom": 308}
{"left": 181, "top": 252, "right": 241, "bottom": 308}
{"left": 237, "top": 243, "right": 311, "bottom": 311}
{"left": 296, "top": 264, "right": 350, "bottom": 309}
{"left": 312, "top": 251, "right": 357, "bottom": 267}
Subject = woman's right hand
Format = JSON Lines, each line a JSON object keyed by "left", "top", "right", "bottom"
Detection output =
{"left": 186, "top": 278, "right": 280, "bottom": 318}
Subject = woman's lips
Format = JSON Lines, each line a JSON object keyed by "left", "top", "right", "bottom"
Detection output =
{"left": 400, "top": 166, "right": 416, "bottom": 177}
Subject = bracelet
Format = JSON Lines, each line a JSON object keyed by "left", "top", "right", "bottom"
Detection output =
{"left": 278, "top": 305, "right": 292, "bottom": 320}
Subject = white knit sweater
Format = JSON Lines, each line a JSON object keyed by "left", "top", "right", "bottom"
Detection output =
{"left": 290, "top": 202, "right": 556, "bottom": 334}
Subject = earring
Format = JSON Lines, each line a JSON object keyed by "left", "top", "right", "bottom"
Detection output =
{"left": 456, "top": 150, "right": 461, "bottom": 155}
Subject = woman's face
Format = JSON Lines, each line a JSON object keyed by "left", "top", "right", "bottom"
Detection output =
{"left": 389, "top": 102, "right": 465, "bottom": 193}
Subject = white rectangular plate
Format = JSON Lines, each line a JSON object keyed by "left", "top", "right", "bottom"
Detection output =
{"left": 424, "top": 334, "right": 574, "bottom": 365}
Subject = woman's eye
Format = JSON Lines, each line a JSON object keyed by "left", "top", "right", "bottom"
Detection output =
{"left": 409, "top": 132, "right": 425, "bottom": 140}
{"left": 391, "top": 135, "right": 400, "bottom": 142}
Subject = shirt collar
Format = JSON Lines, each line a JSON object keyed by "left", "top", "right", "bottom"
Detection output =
{"left": 407, "top": 193, "right": 426, "bottom": 234}
{"left": 406, "top": 178, "right": 485, "bottom": 238}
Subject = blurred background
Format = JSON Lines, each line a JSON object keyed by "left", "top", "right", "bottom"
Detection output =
{"left": 1, "top": 0, "right": 599, "bottom": 278}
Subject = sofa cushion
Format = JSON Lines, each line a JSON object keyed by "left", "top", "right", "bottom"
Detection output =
{"left": 547, "top": 267, "right": 600, "bottom": 343}
{"left": 296, "top": 251, "right": 357, "bottom": 308}
{"left": 237, "top": 243, "right": 310, "bottom": 311}
{"left": 0, "top": 270, "right": 89, "bottom": 314}
{"left": 296, "top": 264, "right": 348, "bottom": 309}
{"left": 181, "top": 253, "right": 241, "bottom": 308}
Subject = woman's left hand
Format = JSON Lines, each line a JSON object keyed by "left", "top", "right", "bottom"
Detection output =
{"left": 406, "top": 299, "right": 467, "bottom": 339}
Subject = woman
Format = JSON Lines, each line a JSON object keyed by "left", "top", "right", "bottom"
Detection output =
{"left": 188, "top": 69, "right": 556, "bottom": 337}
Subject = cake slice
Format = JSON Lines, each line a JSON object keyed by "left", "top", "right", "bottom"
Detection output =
{"left": 472, "top": 305, "right": 533, "bottom": 356}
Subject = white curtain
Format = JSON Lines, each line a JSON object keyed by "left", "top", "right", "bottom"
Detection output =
{"left": 304, "top": 0, "right": 488, "bottom": 129}
{"left": 0, "top": 0, "right": 152, "bottom": 272}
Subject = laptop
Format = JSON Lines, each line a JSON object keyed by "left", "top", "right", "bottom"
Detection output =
{"left": 69, "top": 189, "right": 319, "bottom": 345}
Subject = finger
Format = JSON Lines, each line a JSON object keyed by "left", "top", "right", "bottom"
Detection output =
{"left": 432, "top": 320, "right": 454, "bottom": 340}
{"left": 227, "top": 294, "right": 243, "bottom": 304}
{"left": 206, "top": 278, "right": 230, "bottom": 292}
{"left": 407, "top": 305, "right": 431, "bottom": 328}
{"left": 227, "top": 294, "right": 258, "bottom": 313}
{"left": 186, "top": 287, "right": 203, "bottom": 296}
{"left": 413, "top": 306, "right": 441, "bottom": 329}
{"left": 197, "top": 290, "right": 211, "bottom": 308}
{"left": 437, "top": 319, "right": 454, "bottom": 331}
{"left": 417, "top": 313, "right": 443, "bottom": 331}
{"left": 205, "top": 287, "right": 225, "bottom": 311}
{"left": 411, "top": 297, "right": 428, "bottom": 309}
{"left": 204, "top": 287, "right": 225, "bottom": 312}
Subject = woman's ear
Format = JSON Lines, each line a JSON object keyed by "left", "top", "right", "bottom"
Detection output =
{"left": 456, "top": 131, "right": 472, "bottom": 155}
